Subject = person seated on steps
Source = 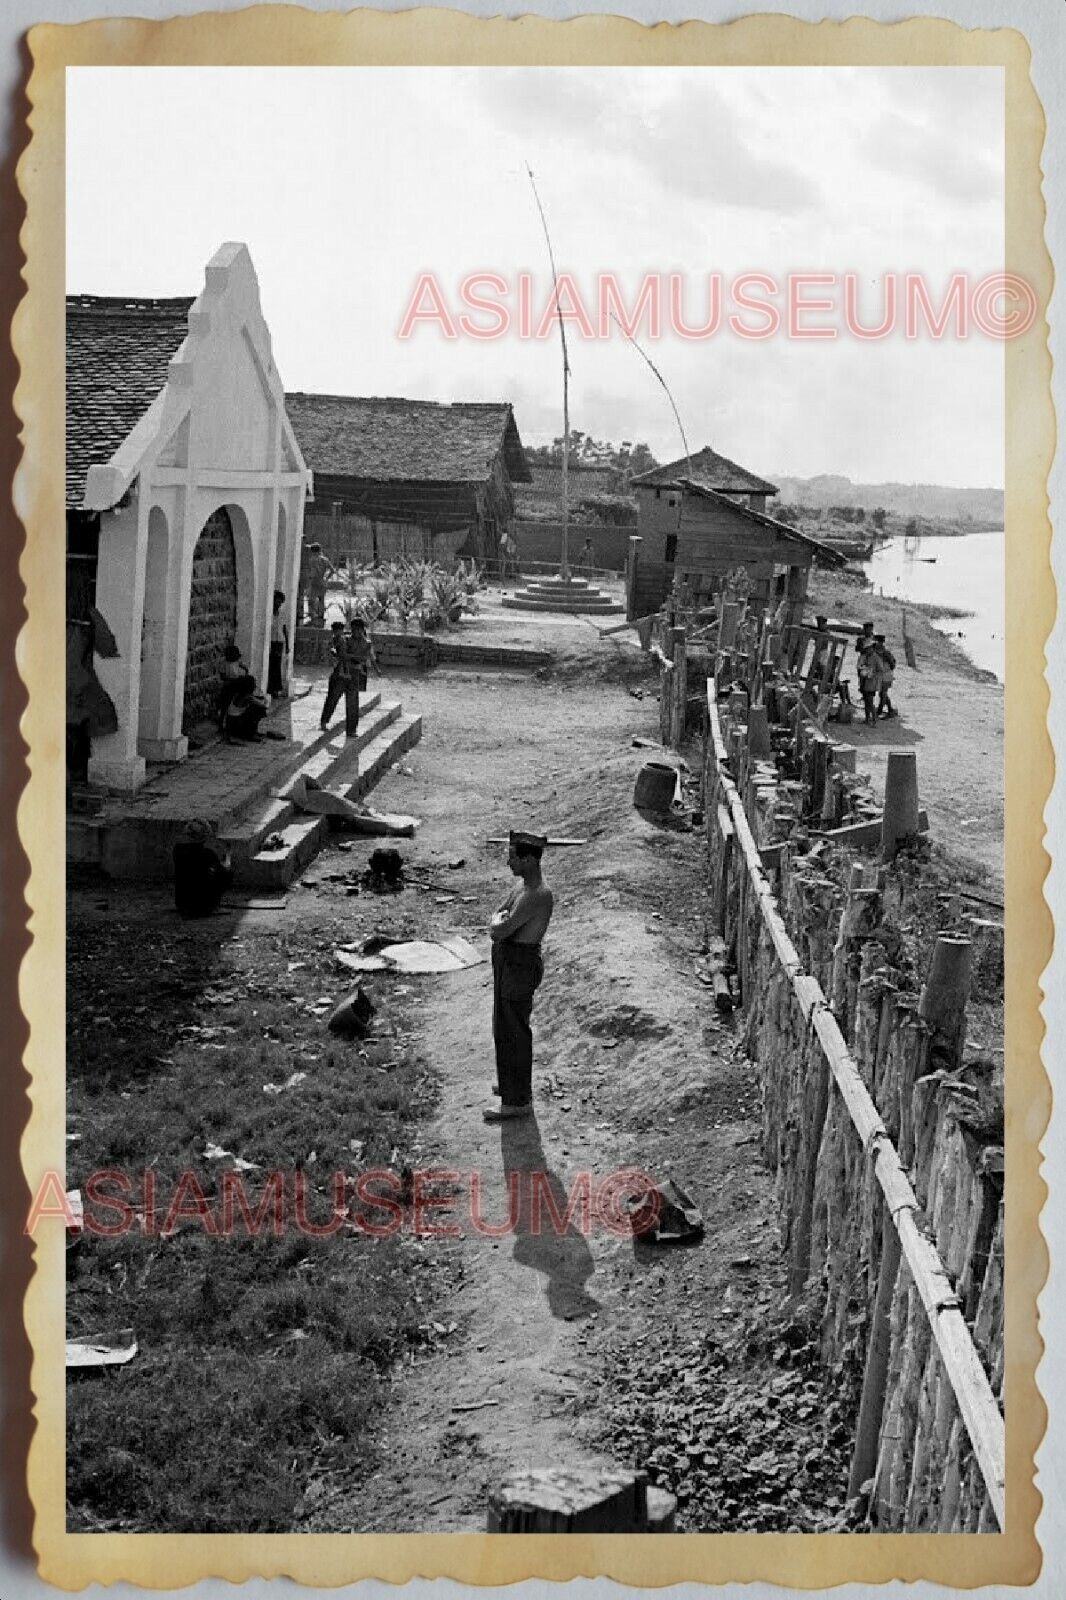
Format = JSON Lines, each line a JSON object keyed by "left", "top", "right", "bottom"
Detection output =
{"left": 217, "top": 644, "right": 268, "bottom": 742}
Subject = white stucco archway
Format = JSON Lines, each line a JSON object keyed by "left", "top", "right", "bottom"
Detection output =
{"left": 138, "top": 506, "right": 170, "bottom": 744}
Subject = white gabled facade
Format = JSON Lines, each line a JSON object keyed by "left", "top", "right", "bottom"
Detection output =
{"left": 81, "top": 243, "right": 311, "bottom": 791}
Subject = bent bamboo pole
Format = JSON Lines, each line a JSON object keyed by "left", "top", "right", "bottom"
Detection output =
{"left": 706, "top": 680, "right": 1005, "bottom": 1529}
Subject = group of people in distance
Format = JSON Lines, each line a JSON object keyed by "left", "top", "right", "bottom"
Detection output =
{"left": 855, "top": 621, "right": 897, "bottom": 727}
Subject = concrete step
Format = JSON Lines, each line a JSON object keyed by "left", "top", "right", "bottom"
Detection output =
{"left": 242, "top": 816, "right": 331, "bottom": 891}
{"left": 524, "top": 582, "right": 592, "bottom": 595}
{"left": 345, "top": 711, "right": 423, "bottom": 802}
{"left": 236, "top": 709, "right": 423, "bottom": 889}
{"left": 502, "top": 595, "right": 623, "bottom": 614}
{"left": 192, "top": 689, "right": 387, "bottom": 834}
{"left": 521, "top": 579, "right": 597, "bottom": 592}
{"left": 222, "top": 699, "right": 401, "bottom": 869}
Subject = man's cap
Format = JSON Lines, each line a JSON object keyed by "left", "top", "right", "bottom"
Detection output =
{"left": 330, "top": 620, "right": 345, "bottom": 631}
{"left": 874, "top": 633, "right": 886, "bottom": 642}
{"left": 509, "top": 829, "right": 548, "bottom": 850}
{"left": 349, "top": 615, "right": 368, "bottom": 629}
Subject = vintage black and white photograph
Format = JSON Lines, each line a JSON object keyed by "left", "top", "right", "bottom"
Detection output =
{"left": 58, "top": 59, "right": 1011, "bottom": 1540}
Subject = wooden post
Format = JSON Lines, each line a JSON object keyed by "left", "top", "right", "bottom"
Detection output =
{"left": 784, "top": 563, "right": 809, "bottom": 629}
{"left": 809, "top": 732, "right": 830, "bottom": 817}
{"left": 625, "top": 534, "right": 642, "bottom": 622}
{"left": 719, "top": 601, "right": 741, "bottom": 651}
{"left": 849, "top": 1217, "right": 902, "bottom": 1498}
{"left": 964, "top": 916, "right": 1005, "bottom": 987}
{"left": 748, "top": 702, "right": 772, "bottom": 759}
{"left": 671, "top": 627, "right": 687, "bottom": 749}
{"left": 882, "top": 750, "right": 920, "bottom": 861}
{"left": 830, "top": 867, "right": 880, "bottom": 1031}
{"left": 919, "top": 936, "right": 973, "bottom": 1069}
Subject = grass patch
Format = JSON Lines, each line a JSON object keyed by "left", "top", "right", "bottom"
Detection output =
{"left": 66, "top": 889, "right": 445, "bottom": 1532}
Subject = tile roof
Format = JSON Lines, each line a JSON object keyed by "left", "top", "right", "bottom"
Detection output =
{"left": 66, "top": 295, "right": 193, "bottom": 508}
{"left": 679, "top": 479, "right": 847, "bottom": 566}
{"left": 285, "top": 393, "right": 532, "bottom": 486}
{"left": 633, "top": 445, "right": 778, "bottom": 496}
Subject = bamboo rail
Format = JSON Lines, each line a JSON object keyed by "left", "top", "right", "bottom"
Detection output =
{"left": 706, "top": 679, "right": 1006, "bottom": 1529}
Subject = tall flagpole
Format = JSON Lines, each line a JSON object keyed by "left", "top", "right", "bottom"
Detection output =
{"left": 527, "top": 165, "right": 571, "bottom": 582}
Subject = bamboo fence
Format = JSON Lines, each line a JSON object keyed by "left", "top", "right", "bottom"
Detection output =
{"left": 702, "top": 668, "right": 1005, "bottom": 1531}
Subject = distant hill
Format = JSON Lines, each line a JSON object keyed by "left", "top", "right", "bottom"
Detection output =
{"left": 770, "top": 474, "right": 1003, "bottom": 526}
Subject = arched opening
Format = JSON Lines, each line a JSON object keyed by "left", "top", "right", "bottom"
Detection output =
{"left": 139, "top": 506, "right": 169, "bottom": 742}
{"left": 181, "top": 506, "right": 238, "bottom": 732}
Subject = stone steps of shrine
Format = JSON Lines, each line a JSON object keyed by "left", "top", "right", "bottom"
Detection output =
{"left": 219, "top": 696, "right": 399, "bottom": 866}
{"left": 66, "top": 690, "right": 423, "bottom": 884}
{"left": 502, "top": 592, "right": 623, "bottom": 614}
{"left": 235, "top": 710, "right": 423, "bottom": 890}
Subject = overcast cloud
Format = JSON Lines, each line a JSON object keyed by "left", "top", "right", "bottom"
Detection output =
{"left": 66, "top": 66, "right": 1006, "bottom": 486}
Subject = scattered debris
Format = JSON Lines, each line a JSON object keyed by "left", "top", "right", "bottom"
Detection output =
{"left": 335, "top": 951, "right": 388, "bottom": 974}
{"left": 287, "top": 775, "right": 418, "bottom": 837}
{"left": 220, "top": 898, "right": 288, "bottom": 912}
{"left": 66, "top": 1330, "right": 138, "bottom": 1370}
{"left": 452, "top": 1398, "right": 502, "bottom": 1413}
{"left": 365, "top": 848, "right": 405, "bottom": 892}
{"left": 627, "top": 1177, "right": 704, "bottom": 1244}
{"left": 337, "top": 936, "right": 484, "bottom": 976}
{"left": 263, "top": 1071, "right": 308, "bottom": 1097}
{"left": 327, "top": 986, "right": 376, "bottom": 1038}
{"left": 261, "top": 832, "right": 287, "bottom": 852}
{"left": 448, "top": 858, "right": 466, "bottom": 870}
{"left": 203, "top": 1142, "right": 261, "bottom": 1172}
{"left": 486, "top": 836, "right": 588, "bottom": 848}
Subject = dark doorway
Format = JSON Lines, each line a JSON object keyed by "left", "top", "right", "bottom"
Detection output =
{"left": 182, "top": 507, "right": 237, "bottom": 731}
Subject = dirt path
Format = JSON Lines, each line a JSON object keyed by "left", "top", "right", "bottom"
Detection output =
{"left": 301, "top": 657, "right": 786, "bottom": 1531}
{"left": 302, "top": 586, "right": 1004, "bottom": 1530}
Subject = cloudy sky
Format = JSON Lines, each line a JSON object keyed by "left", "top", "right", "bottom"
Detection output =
{"left": 67, "top": 67, "right": 1004, "bottom": 486}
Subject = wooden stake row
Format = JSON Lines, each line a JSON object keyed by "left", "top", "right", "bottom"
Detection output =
{"left": 705, "top": 680, "right": 1005, "bottom": 1529}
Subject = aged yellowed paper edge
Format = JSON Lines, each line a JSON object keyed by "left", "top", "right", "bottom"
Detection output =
{"left": 14, "top": 7, "right": 1053, "bottom": 1588}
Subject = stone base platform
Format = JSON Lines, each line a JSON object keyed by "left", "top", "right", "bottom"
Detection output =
{"left": 502, "top": 575, "right": 623, "bottom": 615}
{"left": 67, "top": 674, "right": 421, "bottom": 887}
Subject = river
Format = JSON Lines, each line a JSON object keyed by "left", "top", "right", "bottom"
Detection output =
{"left": 863, "top": 531, "right": 1004, "bottom": 682}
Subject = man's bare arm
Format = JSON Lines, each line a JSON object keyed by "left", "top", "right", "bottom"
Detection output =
{"left": 490, "top": 889, "right": 536, "bottom": 942}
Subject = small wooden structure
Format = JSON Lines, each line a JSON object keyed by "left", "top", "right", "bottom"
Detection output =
{"left": 286, "top": 393, "right": 531, "bottom": 566}
{"left": 627, "top": 478, "right": 845, "bottom": 621}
